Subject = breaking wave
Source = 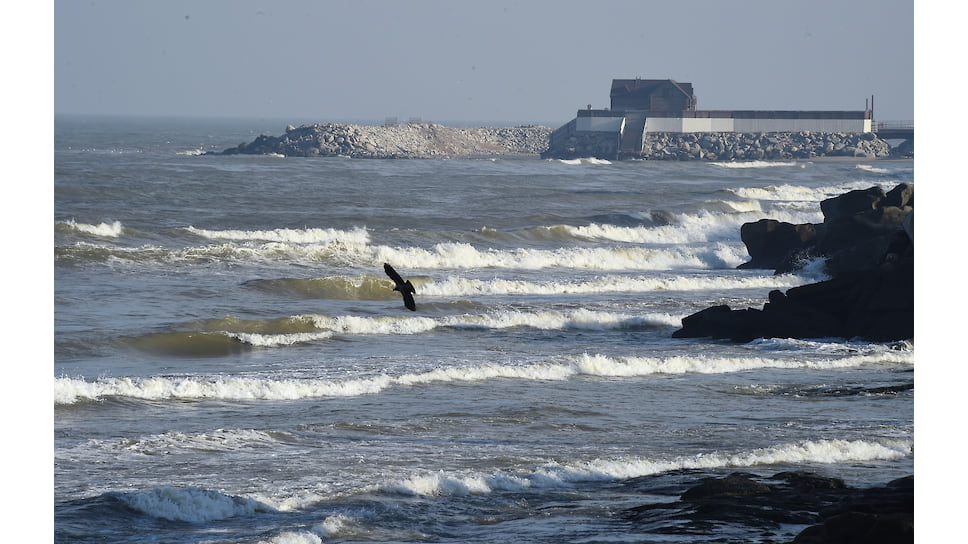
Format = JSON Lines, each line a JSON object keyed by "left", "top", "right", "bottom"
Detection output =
{"left": 54, "top": 349, "right": 913, "bottom": 404}
{"left": 251, "top": 270, "right": 820, "bottom": 300}
{"left": 115, "top": 487, "right": 276, "bottom": 522}
{"left": 57, "top": 219, "right": 125, "bottom": 238}
{"left": 381, "top": 438, "right": 912, "bottom": 497}
{"left": 183, "top": 226, "right": 370, "bottom": 244}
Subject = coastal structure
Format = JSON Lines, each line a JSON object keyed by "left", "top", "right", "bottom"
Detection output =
{"left": 545, "top": 78, "right": 879, "bottom": 160}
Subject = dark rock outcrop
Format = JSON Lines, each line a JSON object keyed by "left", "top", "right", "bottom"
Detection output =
{"left": 624, "top": 471, "right": 913, "bottom": 543}
{"left": 738, "top": 219, "right": 818, "bottom": 270}
{"left": 674, "top": 183, "right": 913, "bottom": 342}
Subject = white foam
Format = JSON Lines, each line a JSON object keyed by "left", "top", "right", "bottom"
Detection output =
{"left": 54, "top": 348, "right": 912, "bottom": 404}
{"left": 419, "top": 272, "right": 815, "bottom": 298}
{"left": 545, "top": 208, "right": 805, "bottom": 246}
{"left": 183, "top": 226, "right": 370, "bottom": 245}
{"left": 118, "top": 486, "right": 275, "bottom": 522}
{"left": 60, "top": 219, "right": 124, "bottom": 238}
{"left": 230, "top": 330, "right": 335, "bottom": 347}
{"left": 63, "top": 238, "right": 750, "bottom": 271}
{"left": 304, "top": 314, "right": 439, "bottom": 336}
{"left": 728, "top": 181, "right": 884, "bottom": 203}
{"left": 856, "top": 164, "right": 891, "bottom": 174}
{"left": 549, "top": 438, "right": 912, "bottom": 482}
{"left": 711, "top": 160, "right": 800, "bottom": 168}
{"left": 381, "top": 438, "right": 912, "bottom": 496}
{"left": 59, "top": 429, "right": 283, "bottom": 457}
{"left": 373, "top": 242, "right": 731, "bottom": 271}
{"left": 298, "top": 309, "right": 682, "bottom": 336}
{"left": 257, "top": 533, "right": 322, "bottom": 544}
{"left": 553, "top": 157, "right": 612, "bottom": 165}
{"left": 439, "top": 309, "right": 681, "bottom": 331}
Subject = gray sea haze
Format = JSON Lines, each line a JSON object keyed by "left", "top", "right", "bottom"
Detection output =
{"left": 54, "top": 115, "right": 914, "bottom": 543}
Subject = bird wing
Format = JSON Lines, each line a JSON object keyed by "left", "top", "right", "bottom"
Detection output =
{"left": 402, "top": 290, "right": 416, "bottom": 311}
{"left": 384, "top": 263, "right": 404, "bottom": 285}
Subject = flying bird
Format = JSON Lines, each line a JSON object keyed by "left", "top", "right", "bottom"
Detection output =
{"left": 384, "top": 263, "right": 416, "bottom": 311}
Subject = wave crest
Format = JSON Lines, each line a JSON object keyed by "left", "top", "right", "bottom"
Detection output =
{"left": 382, "top": 438, "right": 912, "bottom": 496}
{"left": 184, "top": 226, "right": 370, "bottom": 244}
{"left": 117, "top": 486, "right": 275, "bottom": 522}
{"left": 57, "top": 219, "right": 124, "bottom": 238}
{"left": 54, "top": 348, "right": 913, "bottom": 404}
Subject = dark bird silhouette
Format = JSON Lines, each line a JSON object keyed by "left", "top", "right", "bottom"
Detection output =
{"left": 384, "top": 263, "right": 416, "bottom": 311}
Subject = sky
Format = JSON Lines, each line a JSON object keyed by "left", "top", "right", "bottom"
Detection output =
{"left": 53, "top": 0, "right": 916, "bottom": 125}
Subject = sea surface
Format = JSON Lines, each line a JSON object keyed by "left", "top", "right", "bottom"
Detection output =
{"left": 54, "top": 115, "right": 914, "bottom": 543}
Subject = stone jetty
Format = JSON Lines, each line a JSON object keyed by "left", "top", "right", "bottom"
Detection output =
{"left": 213, "top": 121, "right": 913, "bottom": 161}
{"left": 543, "top": 130, "right": 901, "bottom": 161}
{"left": 211, "top": 122, "right": 553, "bottom": 159}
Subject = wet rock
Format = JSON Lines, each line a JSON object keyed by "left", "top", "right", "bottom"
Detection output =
{"left": 675, "top": 183, "right": 913, "bottom": 342}
{"left": 623, "top": 472, "right": 913, "bottom": 543}
{"left": 738, "top": 219, "right": 817, "bottom": 270}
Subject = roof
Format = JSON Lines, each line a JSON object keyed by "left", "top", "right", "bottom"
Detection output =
{"left": 610, "top": 79, "right": 694, "bottom": 100}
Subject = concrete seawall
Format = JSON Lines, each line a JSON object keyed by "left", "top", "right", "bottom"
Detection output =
{"left": 541, "top": 130, "right": 908, "bottom": 161}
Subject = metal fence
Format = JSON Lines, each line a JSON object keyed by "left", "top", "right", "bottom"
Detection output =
{"left": 874, "top": 121, "right": 914, "bottom": 131}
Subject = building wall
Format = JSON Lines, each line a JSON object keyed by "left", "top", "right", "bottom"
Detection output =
{"left": 643, "top": 116, "right": 870, "bottom": 133}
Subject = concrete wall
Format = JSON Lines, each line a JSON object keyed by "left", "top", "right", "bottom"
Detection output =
{"left": 576, "top": 116, "right": 626, "bottom": 133}
{"left": 643, "top": 116, "right": 870, "bottom": 133}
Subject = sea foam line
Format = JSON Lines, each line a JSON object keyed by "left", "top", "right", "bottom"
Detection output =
{"left": 202, "top": 310, "right": 683, "bottom": 348}
{"left": 88, "top": 437, "right": 910, "bottom": 524}
{"left": 54, "top": 350, "right": 912, "bottom": 405}
{"left": 421, "top": 270, "right": 821, "bottom": 298}
{"left": 380, "top": 438, "right": 913, "bottom": 497}
{"left": 551, "top": 157, "right": 612, "bottom": 165}
{"left": 727, "top": 180, "right": 889, "bottom": 203}
{"left": 57, "top": 239, "right": 748, "bottom": 270}
{"left": 711, "top": 160, "right": 801, "bottom": 168}
{"left": 183, "top": 226, "right": 370, "bottom": 245}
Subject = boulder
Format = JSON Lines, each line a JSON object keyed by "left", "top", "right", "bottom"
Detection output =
{"left": 883, "top": 182, "right": 914, "bottom": 208}
{"left": 624, "top": 472, "right": 912, "bottom": 542}
{"left": 676, "top": 183, "right": 913, "bottom": 342}
{"left": 820, "top": 186, "right": 885, "bottom": 222}
{"left": 738, "top": 219, "right": 817, "bottom": 270}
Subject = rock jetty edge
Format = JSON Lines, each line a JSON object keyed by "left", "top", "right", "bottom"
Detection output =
{"left": 543, "top": 130, "right": 911, "bottom": 161}
{"left": 211, "top": 122, "right": 553, "bottom": 159}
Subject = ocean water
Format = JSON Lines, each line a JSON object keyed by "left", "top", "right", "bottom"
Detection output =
{"left": 54, "top": 116, "right": 914, "bottom": 543}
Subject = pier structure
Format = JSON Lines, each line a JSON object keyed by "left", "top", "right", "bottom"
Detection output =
{"left": 547, "top": 78, "right": 909, "bottom": 159}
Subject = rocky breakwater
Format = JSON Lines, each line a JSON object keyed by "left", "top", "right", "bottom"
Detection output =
{"left": 543, "top": 130, "right": 897, "bottom": 161}
{"left": 212, "top": 122, "right": 552, "bottom": 159}
{"left": 674, "top": 182, "right": 913, "bottom": 342}
{"left": 636, "top": 131, "right": 895, "bottom": 161}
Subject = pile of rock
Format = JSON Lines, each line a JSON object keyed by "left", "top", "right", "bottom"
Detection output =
{"left": 673, "top": 183, "right": 913, "bottom": 342}
{"left": 543, "top": 130, "right": 898, "bottom": 161}
{"left": 639, "top": 131, "right": 894, "bottom": 161}
{"left": 211, "top": 122, "right": 552, "bottom": 159}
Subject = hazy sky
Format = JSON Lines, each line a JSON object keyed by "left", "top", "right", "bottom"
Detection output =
{"left": 54, "top": 0, "right": 914, "bottom": 124}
